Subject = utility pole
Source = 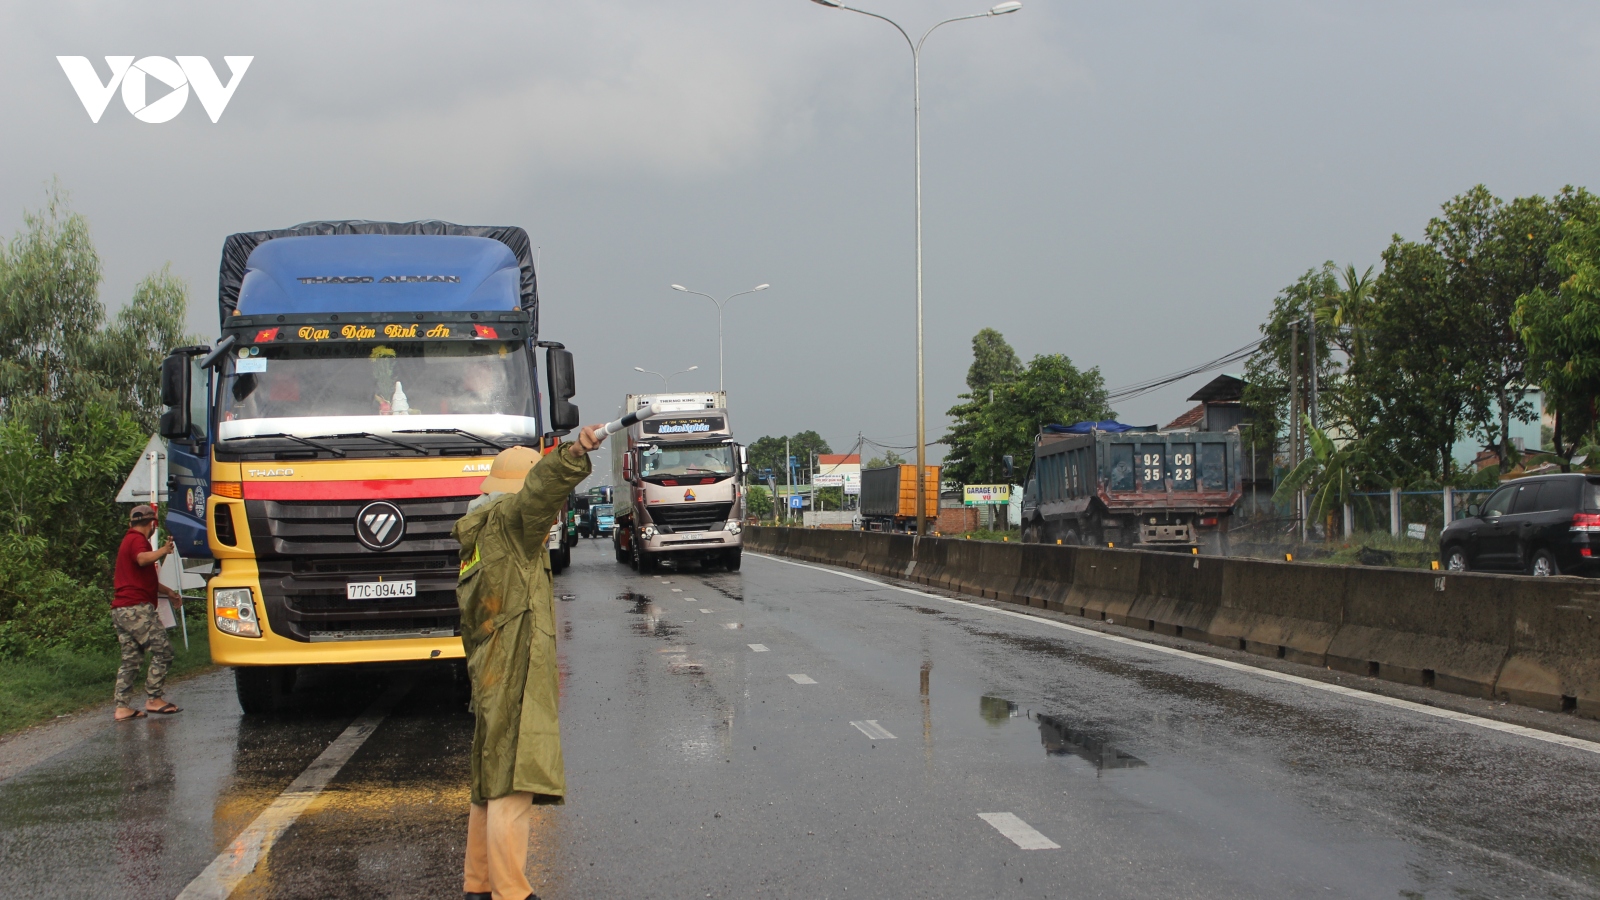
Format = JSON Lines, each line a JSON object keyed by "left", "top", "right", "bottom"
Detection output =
{"left": 785, "top": 436, "right": 792, "bottom": 524}
{"left": 1307, "top": 312, "right": 1319, "bottom": 430}
{"left": 1289, "top": 321, "right": 1304, "bottom": 541}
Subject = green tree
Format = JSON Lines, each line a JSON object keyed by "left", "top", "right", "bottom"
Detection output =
{"left": 745, "top": 484, "right": 774, "bottom": 519}
{"left": 1242, "top": 264, "right": 1343, "bottom": 456}
{"left": 0, "top": 185, "right": 199, "bottom": 653}
{"left": 1274, "top": 416, "right": 1365, "bottom": 525}
{"left": 1414, "top": 186, "right": 1595, "bottom": 469}
{"left": 943, "top": 347, "right": 1112, "bottom": 484}
{"left": 965, "top": 327, "right": 1022, "bottom": 395}
{"left": 865, "top": 449, "right": 906, "bottom": 469}
{"left": 1516, "top": 202, "right": 1600, "bottom": 465}
{"left": 744, "top": 431, "right": 832, "bottom": 484}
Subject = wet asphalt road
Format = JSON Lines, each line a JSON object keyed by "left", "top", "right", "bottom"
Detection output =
{"left": 4, "top": 540, "right": 1600, "bottom": 899}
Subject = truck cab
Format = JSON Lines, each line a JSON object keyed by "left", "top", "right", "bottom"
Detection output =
{"left": 610, "top": 393, "right": 746, "bottom": 571}
{"left": 159, "top": 222, "right": 581, "bottom": 712}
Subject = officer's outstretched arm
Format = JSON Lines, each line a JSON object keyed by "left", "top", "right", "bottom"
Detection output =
{"left": 508, "top": 426, "right": 604, "bottom": 543}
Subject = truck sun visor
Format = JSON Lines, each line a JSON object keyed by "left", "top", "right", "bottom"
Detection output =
{"left": 217, "top": 220, "right": 538, "bottom": 327}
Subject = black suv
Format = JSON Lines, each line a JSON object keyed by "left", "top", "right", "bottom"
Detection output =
{"left": 1439, "top": 473, "right": 1600, "bottom": 576}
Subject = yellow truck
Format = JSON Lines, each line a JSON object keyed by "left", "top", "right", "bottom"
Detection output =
{"left": 158, "top": 221, "right": 581, "bottom": 712}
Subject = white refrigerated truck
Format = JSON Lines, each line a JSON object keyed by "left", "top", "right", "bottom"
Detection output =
{"left": 610, "top": 392, "right": 747, "bottom": 571}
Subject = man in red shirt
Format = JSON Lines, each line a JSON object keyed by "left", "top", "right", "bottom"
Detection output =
{"left": 112, "top": 504, "right": 184, "bottom": 721}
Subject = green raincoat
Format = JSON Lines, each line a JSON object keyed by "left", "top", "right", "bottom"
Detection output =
{"left": 453, "top": 444, "right": 591, "bottom": 803}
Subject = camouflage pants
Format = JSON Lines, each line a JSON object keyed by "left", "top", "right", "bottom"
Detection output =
{"left": 112, "top": 604, "right": 174, "bottom": 709}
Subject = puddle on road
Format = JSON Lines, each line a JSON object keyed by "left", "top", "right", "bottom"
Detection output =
{"left": 619, "top": 591, "right": 682, "bottom": 639}
{"left": 1034, "top": 712, "right": 1147, "bottom": 771}
{"left": 980, "top": 695, "right": 1021, "bottom": 725}
{"left": 979, "top": 695, "right": 1147, "bottom": 772}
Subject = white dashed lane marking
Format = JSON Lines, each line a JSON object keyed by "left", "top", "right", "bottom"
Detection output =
{"left": 748, "top": 644, "right": 769, "bottom": 652}
{"left": 671, "top": 588, "right": 683, "bottom": 593}
{"left": 977, "top": 812, "right": 1060, "bottom": 850}
{"left": 788, "top": 674, "right": 817, "bottom": 684}
{"left": 851, "top": 720, "right": 896, "bottom": 740}
{"left": 722, "top": 623, "right": 742, "bottom": 630}
{"left": 699, "top": 608, "right": 713, "bottom": 614}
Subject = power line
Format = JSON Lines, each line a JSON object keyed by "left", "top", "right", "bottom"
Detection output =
{"left": 1105, "top": 338, "right": 1263, "bottom": 403}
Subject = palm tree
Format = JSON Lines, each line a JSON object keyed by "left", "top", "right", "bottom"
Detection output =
{"left": 1275, "top": 415, "right": 1365, "bottom": 530}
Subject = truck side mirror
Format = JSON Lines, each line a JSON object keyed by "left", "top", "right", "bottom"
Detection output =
{"left": 158, "top": 353, "right": 191, "bottom": 440}
{"left": 738, "top": 445, "right": 748, "bottom": 474}
{"left": 1002, "top": 455, "right": 1014, "bottom": 480}
{"left": 622, "top": 453, "right": 633, "bottom": 482}
{"left": 545, "top": 348, "right": 580, "bottom": 434}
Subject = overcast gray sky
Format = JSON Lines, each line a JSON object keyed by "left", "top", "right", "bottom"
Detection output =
{"left": 4, "top": 1, "right": 1598, "bottom": 465}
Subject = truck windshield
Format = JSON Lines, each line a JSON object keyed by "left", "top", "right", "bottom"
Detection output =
{"left": 217, "top": 340, "right": 538, "bottom": 440}
{"left": 640, "top": 442, "right": 736, "bottom": 478}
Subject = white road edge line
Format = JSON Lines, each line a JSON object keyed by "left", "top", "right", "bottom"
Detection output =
{"left": 977, "top": 812, "right": 1060, "bottom": 850}
{"left": 749, "top": 644, "right": 770, "bottom": 652}
{"left": 852, "top": 720, "right": 897, "bottom": 740}
{"left": 174, "top": 680, "right": 412, "bottom": 899}
{"left": 788, "top": 673, "right": 817, "bottom": 684}
{"left": 749, "top": 553, "right": 1600, "bottom": 757}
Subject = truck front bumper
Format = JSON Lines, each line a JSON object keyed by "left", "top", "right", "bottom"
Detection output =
{"left": 641, "top": 530, "right": 742, "bottom": 553}
{"left": 208, "top": 561, "right": 464, "bottom": 667}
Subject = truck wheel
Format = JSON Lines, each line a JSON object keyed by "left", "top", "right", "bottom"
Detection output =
{"left": 724, "top": 548, "right": 743, "bottom": 571}
{"left": 234, "top": 666, "right": 295, "bottom": 715}
{"left": 633, "top": 540, "right": 656, "bottom": 573}
{"left": 551, "top": 546, "right": 569, "bottom": 574}
{"left": 615, "top": 541, "right": 630, "bottom": 564}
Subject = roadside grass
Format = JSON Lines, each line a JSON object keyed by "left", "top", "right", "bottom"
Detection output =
{"left": 0, "top": 622, "right": 214, "bottom": 736}
{"left": 940, "top": 528, "right": 1023, "bottom": 542}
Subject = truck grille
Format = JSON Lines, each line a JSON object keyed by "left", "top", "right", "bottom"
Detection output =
{"left": 245, "top": 496, "right": 470, "bottom": 557}
{"left": 256, "top": 551, "right": 463, "bottom": 643}
{"left": 649, "top": 502, "right": 733, "bottom": 533}
{"left": 244, "top": 495, "right": 472, "bottom": 642}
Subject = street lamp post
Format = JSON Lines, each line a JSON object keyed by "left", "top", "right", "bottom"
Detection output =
{"left": 669, "top": 284, "right": 770, "bottom": 391}
{"left": 634, "top": 365, "right": 699, "bottom": 389}
{"left": 809, "top": 0, "right": 1021, "bottom": 536}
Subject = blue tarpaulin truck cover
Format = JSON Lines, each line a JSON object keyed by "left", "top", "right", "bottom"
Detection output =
{"left": 1043, "top": 421, "right": 1156, "bottom": 435}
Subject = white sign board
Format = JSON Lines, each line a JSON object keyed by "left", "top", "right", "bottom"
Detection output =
{"left": 963, "top": 484, "right": 1011, "bottom": 506}
{"left": 116, "top": 434, "right": 169, "bottom": 503}
{"left": 812, "top": 473, "right": 844, "bottom": 487}
{"left": 1406, "top": 523, "right": 1428, "bottom": 540}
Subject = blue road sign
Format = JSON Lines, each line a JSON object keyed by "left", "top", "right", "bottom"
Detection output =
{"left": 789, "top": 495, "right": 803, "bottom": 509}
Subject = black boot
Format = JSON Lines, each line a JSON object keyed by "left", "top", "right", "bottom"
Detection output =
{"left": 464, "top": 893, "right": 491, "bottom": 900}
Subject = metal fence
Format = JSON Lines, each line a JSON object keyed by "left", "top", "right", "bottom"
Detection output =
{"left": 1235, "top": 488, "right": 1496, "bottom": 543}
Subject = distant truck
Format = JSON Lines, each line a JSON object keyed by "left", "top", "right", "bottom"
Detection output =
{"left": 1018, "top": 424, "right": 1242, "bottom": 553}
{"left": 611, "top": 392, "right": 747, "bottom": 571}
{"left": 587, "top": 502, "right": 615, "bottom": 538}
{"left": 858, "top": 465, "right": 940, "bottom": 533}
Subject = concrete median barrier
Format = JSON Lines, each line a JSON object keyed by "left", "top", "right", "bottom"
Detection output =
{"left": 1325, "top": 568, "right": 1514, "bottom": 698}
{"left": 745, "top": 526, "right": 1600, "bottom": 719}
{"left": 1208, "top": 559, "right": 1347, "bottom": 667}
{"left": 1126, "top": 552, "right": 1224, "bottom": 642}
{"left": 1496, "top": 579, "right": 1600, "bottom": 715}
{"left": 1065, "top": 547, "right": 1142, "bottom": 624}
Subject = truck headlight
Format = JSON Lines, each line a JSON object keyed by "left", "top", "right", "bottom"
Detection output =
{"left": 214, "top": 587, "right": 261, "bottom": 638}
{"left": 724, "top": 520, "right": 741, "bottom": 534}
{"left": 640, "top": 525, "right": 658, "bottom": 539}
